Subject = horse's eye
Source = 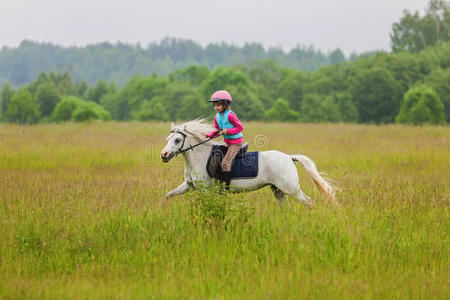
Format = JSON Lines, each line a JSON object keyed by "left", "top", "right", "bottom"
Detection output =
{"left": 175, "top": 138, "right": 181, "bottom": 143}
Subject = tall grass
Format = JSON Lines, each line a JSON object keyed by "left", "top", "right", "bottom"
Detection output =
{"left": 0, "top": 122, "right": 448, "bottom": 298}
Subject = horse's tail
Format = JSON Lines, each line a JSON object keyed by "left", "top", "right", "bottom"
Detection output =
{"left": 291, "top": 155, "right": 337, "bottom": 204}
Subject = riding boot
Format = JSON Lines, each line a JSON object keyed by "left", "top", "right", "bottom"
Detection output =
{"left": 217, "top": 169, "right": 223, "bottom": 183}
{"left": 222, "top": 171, "right": 232, "bottom": 191}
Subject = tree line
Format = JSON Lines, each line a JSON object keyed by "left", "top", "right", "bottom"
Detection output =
{"left": 0, "top": 0, "right": 448, "bottom": 125}
{"left": 1, "top": 41, "right": 448, "bottom": 125}
{"left": 0, "top": 39, "right": 348, "bottom": 87}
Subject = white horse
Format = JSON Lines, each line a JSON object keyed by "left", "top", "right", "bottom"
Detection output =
{"left": 160, "top": 119, "right": 336, "bottom": 205}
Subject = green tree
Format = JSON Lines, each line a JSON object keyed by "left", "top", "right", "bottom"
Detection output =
{"left": 396, "top": 85, "right": 445, "bottom": 125}
{"left": 277, "top": 71, "right": 307, "bottom": 112}
{"left": 75, "top": 80, "right": 89, "bottom": 98}
{"left": 5, "top": 88, "right": 40, "bottom": 124}
{"left": 326, "top": 92, "right": 359, "bottom": 122}
{"left": 322, "top": 96, "right": 342, "bottom": 122}
{"left": 175, "top": 92, "right": 207, "bottom": 121}
{"left": 35, "top": 81, "right": 60, "bottom": 117}
{"left": 199, "top": 66, "right": 263, "bottom": 120}
{"left": 391, "top": 0, "right": 450, "bottom": 52}
{"left": 329, "top": 49, "right": 346, "bottom": 64}
{"left": 169, "top": 65, "right": 210, "bottom": 85}
{"left": 299, "top": 94, "right": 328, "bottom": 123}
{"left": 350, "top": 67, "right": 403, "bottom": 123}
{"left": 240, "top": 59, "right": 286, "bottom": 109}
{"left": 100, "top": 93, "right": 121, "bottom": 120}
{"left": 1, "top": 82, "right": 15, "bottom": 120}
{"left": 265, "top": 98, "right": 299, "bottom": 122}
{"left": 119, "top": 75, "right": 168, "bottom": 120}
{"left": 299, "top": 93, "right": 343, "bottom": 123}
{"left": 27, "top": 72, "right": 50, "bottom": 96}
{"left": 136, "top": 98, "right": 170, "bottom": 121}
{"left": 155, "top": 82, "right": 205, "bottom": 121}
{"left": 49, "top": 72, "right": 74, "bottom": 95}
{"left": 376, "top": 52, "right": 431, "bottom": 95}
{"left": 201, "top": 67, "right": 253, "bottom": 99}
{"left": 224, "top": 83, "right": 264, "bottom": 121}
{"left": 87, "top": 80, "right": 110, "bottom": 103}
{"left": 423, "top": 67, "right": 450, "bottom": 122}
{"left": 307, "top": 64, "right": 347, "bottom": 96}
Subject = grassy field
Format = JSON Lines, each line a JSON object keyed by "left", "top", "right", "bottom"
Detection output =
{"left": 0, "top": 122, "right": 448, "bottom": 299}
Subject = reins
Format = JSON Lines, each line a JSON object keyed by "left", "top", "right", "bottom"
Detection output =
{"left": 171, "top": 129, "right": 222, "bottom": 155}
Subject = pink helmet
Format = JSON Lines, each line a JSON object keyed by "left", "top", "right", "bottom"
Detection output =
{"left": 209, "top": 90, "right": 232, "bottom": 102}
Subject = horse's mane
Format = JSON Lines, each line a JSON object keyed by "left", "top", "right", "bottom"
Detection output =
{"left": 172, "top": 119, "right": 225, "bottom": 146}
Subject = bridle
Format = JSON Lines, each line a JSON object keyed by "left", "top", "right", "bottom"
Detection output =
{"left": 170, "top": 128, "right": 222, "bottom": 156}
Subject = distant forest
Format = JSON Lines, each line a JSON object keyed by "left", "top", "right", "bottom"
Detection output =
{"left": 0, "top": 39, "right": 351, "bottom": 87}
{"left": 0, "top": 0, "right": 449, "bottom": 125}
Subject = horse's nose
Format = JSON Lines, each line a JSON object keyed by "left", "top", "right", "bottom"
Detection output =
{"left": 161, "top": 151, "right": 170, "bottom": 158}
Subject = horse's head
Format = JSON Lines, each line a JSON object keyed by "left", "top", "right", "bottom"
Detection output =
{"left": 160, "top": 122, "right": 195, "bottom": 163}
{"left": 161, "top": 119, "right": 220, "bottom": 162}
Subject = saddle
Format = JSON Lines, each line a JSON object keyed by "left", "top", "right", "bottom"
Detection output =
{"left": 206, "top": 142, "right": 259, "bottom": 180}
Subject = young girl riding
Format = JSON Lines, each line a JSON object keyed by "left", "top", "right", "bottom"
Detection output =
{"left": 205, "top": 90, "right": 244, "bottom": 190}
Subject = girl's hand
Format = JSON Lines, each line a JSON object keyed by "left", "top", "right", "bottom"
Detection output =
{"left": 221, "top": 129, "right": 228, "bottom": 135}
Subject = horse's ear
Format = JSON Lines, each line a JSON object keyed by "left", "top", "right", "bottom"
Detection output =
{"left": 171, "top": 122, "right": 175, "bottom": 130}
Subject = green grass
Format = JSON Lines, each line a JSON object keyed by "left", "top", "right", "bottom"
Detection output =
{"left": 0, "top": 122, "right": 448, "bottom": 299}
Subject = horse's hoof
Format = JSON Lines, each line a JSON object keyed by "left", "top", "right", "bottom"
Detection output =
{"left": 159, "top": 196, "right": 169, "bottom": 206}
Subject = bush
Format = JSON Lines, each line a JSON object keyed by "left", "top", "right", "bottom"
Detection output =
{"left": 396, "top": 86, "right": 445, "bottom": 125}
{"left": 189, "top": 181, "right": 253, "bottom": 231}
{"left": 265, "top": 98, "right": 299, "bottom": 122}
{"left": 5, "top": 88, "right": 40, "bottom": 124}
{"left": 52, "top": 96, "right": 111, "bottom": 122}
{"left": 52, "top": 96, "right": 84, "bottom": 122}
{"left": 72, "top": 102, "right": 111, "bottom": 122}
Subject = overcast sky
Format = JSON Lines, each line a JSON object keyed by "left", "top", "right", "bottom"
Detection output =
{"left": 1, "top": 0, "right": 428, "bottom": 55}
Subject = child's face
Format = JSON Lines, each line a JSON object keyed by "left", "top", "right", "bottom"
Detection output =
{"left": 213, "top": 101, "right": 225, "bottom": 113}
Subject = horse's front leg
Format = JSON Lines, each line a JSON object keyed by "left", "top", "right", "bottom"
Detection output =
{"left": 165, "top": 181, "right": 191, "bottom": 199}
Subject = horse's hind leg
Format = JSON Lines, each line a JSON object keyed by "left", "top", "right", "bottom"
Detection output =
{"left": 289, "top": 185, "right": 313, "bottom": 207}
{"left": 270, "top": 185, "right": 286, "bottom": 203}
{"left": 275, "top": 183, "right": 313, "bottom": 207}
